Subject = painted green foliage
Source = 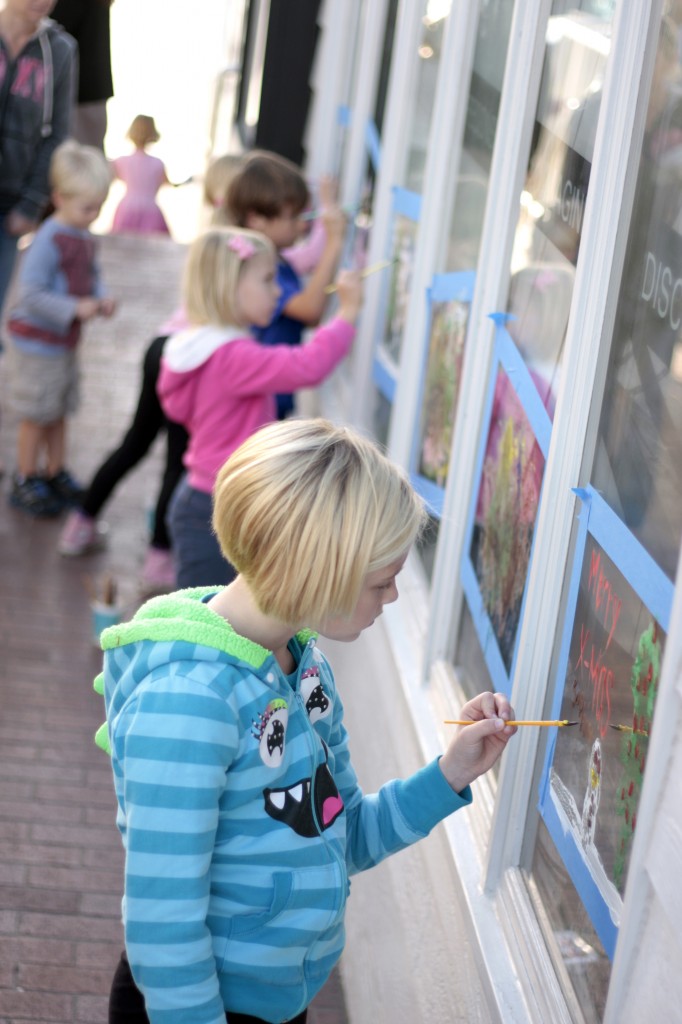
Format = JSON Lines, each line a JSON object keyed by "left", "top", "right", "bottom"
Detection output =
{"left": 613, "top": 621, "right": 661, "bottom": 886}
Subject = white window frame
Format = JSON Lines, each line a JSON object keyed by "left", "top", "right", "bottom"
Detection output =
{"left": 348, "top": 0, "right": 438, "bottom": 431}
{"left": 304, "top": 0, "right": 363, "bottom": 183}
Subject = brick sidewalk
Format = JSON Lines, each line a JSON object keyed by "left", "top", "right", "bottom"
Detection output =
{"left": 0, "top": 233, "right": 348, "bottom": 1024}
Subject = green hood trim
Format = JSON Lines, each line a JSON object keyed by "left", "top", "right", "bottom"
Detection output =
{"left": 100, "top": 586, "right": 317, "bottom": 668}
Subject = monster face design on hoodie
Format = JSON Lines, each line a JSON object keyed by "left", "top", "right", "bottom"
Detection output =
{"left": 255, "top": 668, "right": 344, "bottom": 838}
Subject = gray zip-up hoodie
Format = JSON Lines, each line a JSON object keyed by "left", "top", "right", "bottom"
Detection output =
{"left": 0, "top": 17, "right": 76, "bottom": 219}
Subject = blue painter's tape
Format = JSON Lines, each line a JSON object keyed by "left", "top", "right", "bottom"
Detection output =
{"left": 431, "top": 269, "right": 476, "bottom": 303}
{"left": 372, "top": 353, "right": 397, "bottom": 401}
{"left": 391, "top": 185, "right": 422, "bottom": 222}
{"left": 365, "top": 119, "right": 381, "bottom": 171}
{"left": 460, "top": 557, "right": 511, "bottom": 695}
{"left": 410, "top": 471, "right": 445, "bottom": 518}
{"left": 579, "top": 485, "right": 673, "bottom": 631}
{"left": 488, "top": 310, "right": 515, "bottom": 326}
{"left": 496, "top": 327, "right": 553, "bottom": 459}
{"left": 337, "top": 104, "right": 351, "bottom": 127}
{"left": 540, "top": 784, "right": 619, "bottom": 960}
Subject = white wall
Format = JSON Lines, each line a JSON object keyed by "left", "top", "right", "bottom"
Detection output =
{"left": 324, "top": 622, "right": 500, "bottom": 1024}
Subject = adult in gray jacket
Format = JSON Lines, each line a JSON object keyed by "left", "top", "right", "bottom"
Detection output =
{"left": 0, "top": 0, "right": 76, "bottom": 316}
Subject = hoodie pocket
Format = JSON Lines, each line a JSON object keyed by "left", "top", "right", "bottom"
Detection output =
{"left": 221, "top": 870, "right": 294, "bottom": 940}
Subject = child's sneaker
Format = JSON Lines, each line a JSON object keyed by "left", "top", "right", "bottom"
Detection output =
{"left": 9, "top": 474, "right": 62, "bottom": 517}
{"left": 48, "top": 469, "right": 85, "bottom": 508}
{"left": 58, "top": 509, "right": 107, "bottom": 556}
{"left": 141, "top": 546, "right": 176, "bottom": 589}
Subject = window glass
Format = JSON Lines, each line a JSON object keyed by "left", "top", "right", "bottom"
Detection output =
{"left": 457, "top": 2, "right": 614, "bottom": 691}
{"left": 382, "top": 214, "right": 419, "bottom": 364}
{"left": 370, "top": 1, "right": 447, "bottom": 441}
{"left": 592, "top": 15, "right": 682, "bottom": 579}
{"left": 414, "top": 0, "right": 514, "bottom": 578}
{"left": 417, "top": 296, "right": 469, "bottom": 487}
{"left": 445, "top": 0, "right": 515, "bottom": 272}
{"left": 530, "top": 10, "right": 681, "bottom": 1013}
{"left": 403, "top": 2, "right": 452, "bottom": 193}
{"left": 333, "top": 1, "right": 366, "bottom": 179}
{"left": 350, "top": 0, "right": 400, "bottom": 269}
{"left": 529, "top": 820, "right": 609, "bottom": 1024}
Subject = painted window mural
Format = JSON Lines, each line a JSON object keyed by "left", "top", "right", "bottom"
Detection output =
{"left": 470, "top": 366, "right": 549, "bottom": 672}
{"left": 458, "top": 2, "right": 612, "bottom": 694}
{"left": 412, "top": 271, "right": 475, "bottom": 514}
{"left": 382, "top": 208, "right": 419, "bottom": 367}
{"left": 540, "top": 486, "right": 671, "bottom": 922}
{"left": 529, "top": 10, "right": 678, "bottom": 1019}
{"left": 549, "top": 538, "right": 666, "bottom": 897}
{"left": 417, "top": 296, "right": 468, "bottom": 489}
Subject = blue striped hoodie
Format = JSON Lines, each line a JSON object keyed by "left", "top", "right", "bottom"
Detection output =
{"left": 99, "top": 588, "right": 472, "bottom": 1024}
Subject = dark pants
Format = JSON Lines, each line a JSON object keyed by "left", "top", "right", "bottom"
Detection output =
{"left": 81, "top": 335, "right": 188, "bottom": 550}
{"left": 109, "top": 951, "right": 308, "bottom": 1024}
{"left": 168, "top": 475, "right": 237, "bottom": 588}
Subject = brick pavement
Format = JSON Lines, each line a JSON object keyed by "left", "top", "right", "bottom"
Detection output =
{"left": 0, "top": 233, "right": 348, "bottom": 1024}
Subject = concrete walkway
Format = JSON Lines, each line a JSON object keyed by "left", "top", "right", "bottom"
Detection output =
{"left": 0, "top": 231, "right": 347, "bottom": 1023}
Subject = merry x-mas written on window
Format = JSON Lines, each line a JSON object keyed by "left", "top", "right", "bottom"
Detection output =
{"left": 538, "top": 486, "right": 673, "bottom": 960}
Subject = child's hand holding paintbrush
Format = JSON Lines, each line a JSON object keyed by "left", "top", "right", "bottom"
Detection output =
{"left": 439, "top": 691, "right": 517, "bottom": 794}
{"left": 333, "top": 268, "right": 363, "bottom": 324}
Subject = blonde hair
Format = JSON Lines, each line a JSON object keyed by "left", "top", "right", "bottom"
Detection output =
{"left": 204, "top": 153, "right": 242, "bottom": 226}
{"left": 212, "top": 418, "right": 427, "bottom": 623}
{"left": 127, "top": 114, "right": 160, "bottom": 148}
{"left": 182, "top": 226, "right": 275, "bottom": 326}
{"left": 49, "top": 140, "right": 112, "bottom": 199}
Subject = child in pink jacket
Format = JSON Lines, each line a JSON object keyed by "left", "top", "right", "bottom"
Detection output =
{"left": 158, "top": 226, "right": 361, "bottom": 588}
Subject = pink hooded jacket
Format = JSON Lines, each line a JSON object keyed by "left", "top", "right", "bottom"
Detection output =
{"left": 158, "top": 317, "right": 354, "bottom": 494}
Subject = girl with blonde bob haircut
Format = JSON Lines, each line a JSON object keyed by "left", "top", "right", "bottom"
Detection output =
{"left": 101, "top": 423, "right": 517, "bottom": 1023}
{"left": 182, "top": 226, "right": 274, "bottom": 326}
{"left": 213, "top": 417, "right": 428, "bottom": 624}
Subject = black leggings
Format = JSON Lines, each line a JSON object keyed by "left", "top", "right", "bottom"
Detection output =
{"left": 81, "top": 335, "right": 189, "bottom": 550}
{"left": 109, "top": 950, "right": 308, "bottom": 1024}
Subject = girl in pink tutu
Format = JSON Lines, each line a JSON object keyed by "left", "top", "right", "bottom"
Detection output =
{"left": 110, "top": 115, "right": 170, "bottom": 235}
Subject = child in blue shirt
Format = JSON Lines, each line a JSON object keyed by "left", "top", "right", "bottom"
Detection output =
{"left": 99, "top": 416, "right": 517, "bottom": 1024}
{"left": 226, "top": 151, "right": 346, "bottom": 418}
{"left": 7, "top": 139, "right": 115, "bottom": 516}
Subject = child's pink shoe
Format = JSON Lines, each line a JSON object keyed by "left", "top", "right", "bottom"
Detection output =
{"left": 141, "top": 546, "right": 176, "bottom": 589}
{"left": 58, "top": 510, "right": 107, "bottom": 555}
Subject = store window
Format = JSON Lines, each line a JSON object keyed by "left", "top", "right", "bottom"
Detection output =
{"left": 371, "top": 1, "right": 451, "bottom": 444}
{"left": 456, "top": 1, "right": 615, "bottom": 698}
{"left": 350, "top": 0, "right": 399, "bottom": 269}
{"left": 332, "top": 1, "right": 366, "bottom": 181}
{"left": 411, "top": 0, "right": 514, "bottom": 573}
{"left": 529, "top": 11, "right": 682, "bottom": 1019}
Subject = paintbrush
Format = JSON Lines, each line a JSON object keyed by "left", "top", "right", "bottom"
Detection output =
{"left": 324, "top": 258, "right": 396, "bottom": 294}
{"left": 609, "top": 724, "right": 649, "bottom": 736}
{"left": 443, "top": 719, "right": 578, "bottom": 727}
{"left": 301, "top": 203, "right": 357, "bottom": 222}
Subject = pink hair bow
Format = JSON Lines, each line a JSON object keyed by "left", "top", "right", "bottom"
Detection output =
{"left": 228, "top": 235, "right": 256, "bottom": 260}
